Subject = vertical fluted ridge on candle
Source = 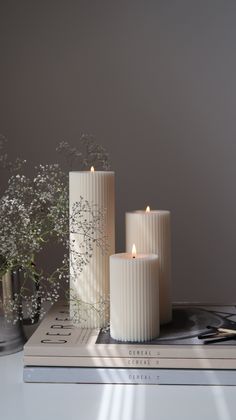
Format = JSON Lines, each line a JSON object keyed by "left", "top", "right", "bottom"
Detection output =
{"left": 69, "top": 171, "right": 115, "bottom": 328}
{"left": 110, "top": 254, "right": 159, "bottom": 342}
{"left": 126, "top": 211, "right": 172, "bottom": 324}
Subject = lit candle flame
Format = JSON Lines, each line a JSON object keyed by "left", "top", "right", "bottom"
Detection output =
{"left": 90, "top": 166, "right": 95, "bottom": 172}
{"left": 146, "top": 206, "right": 150, "bottom": 212}
{"left": 132, "top": 244, "right": 137, "bottom": 258}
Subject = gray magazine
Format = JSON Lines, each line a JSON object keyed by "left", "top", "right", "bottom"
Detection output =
{"left": 23, "top": 366, "right": 236, "bottom": 385}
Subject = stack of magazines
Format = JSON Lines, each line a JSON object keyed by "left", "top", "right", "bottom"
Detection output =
{"left": 23, "top": 302, "right": 236, "bottom": 385}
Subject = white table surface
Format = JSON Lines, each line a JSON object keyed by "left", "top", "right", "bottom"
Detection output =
{"left": 1, "top": 352, "right": 236, "bottom": 420}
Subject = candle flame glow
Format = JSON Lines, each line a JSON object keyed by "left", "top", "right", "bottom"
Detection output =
{"left": 132, "top": 244, "right": 137, "bottom": 258}
{"left": 146, "top": 206, "right": 150, "bottom": 212}
{"left": 90, "top": 166, "right": 95, "bottom": 172}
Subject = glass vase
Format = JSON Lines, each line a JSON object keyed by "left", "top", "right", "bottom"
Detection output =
{"left": 0, "top": 268, "right": 40, "bottom": 356}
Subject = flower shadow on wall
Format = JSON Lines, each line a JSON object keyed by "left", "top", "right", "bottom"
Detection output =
{"left": 0, "top": 134, "right": 110, "bottom": 324}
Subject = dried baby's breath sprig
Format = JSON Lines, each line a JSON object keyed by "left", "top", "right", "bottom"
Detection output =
{"left": 57, "top": 133, "right": 111, "bottom": 171}
{"left": 68, "top": 197, "right": 109, "bottom": 326}
{"left": 0, "top": 135, "right": 26, "bottom": 173}
{"left": 69, "top": 292, "right": 109, "bottom": 327}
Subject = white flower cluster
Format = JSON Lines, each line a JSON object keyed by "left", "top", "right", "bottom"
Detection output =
{"left": 0, "top": 136, "right": 110, "bottom": 324}
{"left": 0, "top": 164, "right": 66, "bottom": 274}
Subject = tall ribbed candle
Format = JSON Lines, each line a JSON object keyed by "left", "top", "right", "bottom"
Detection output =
{"left": 110, "top": 251, "right": 159, "bottom": 342}
{"left": 126, "top": 210, "right": 172, "bottom": 324}
{"left": 69, "top": 170, "right": 115, "bottom": 328}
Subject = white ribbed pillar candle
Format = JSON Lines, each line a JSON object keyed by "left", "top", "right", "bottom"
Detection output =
{"left": 69, "top": 170, "right": 115, "bottom": 328}
{"left": 110, "top": 252, "right": 159, "bottom": 342}
{"left": 126, "top": 210, "right": 172, "bottom": 324}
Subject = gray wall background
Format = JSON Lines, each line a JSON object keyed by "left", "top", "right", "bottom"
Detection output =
{"left": 1, "top": 1, "right": 236, "bottom": 303}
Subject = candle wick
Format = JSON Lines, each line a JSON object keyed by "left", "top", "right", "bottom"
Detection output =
{"left": 133, "top": 256, "right": 136, "bottom": 259}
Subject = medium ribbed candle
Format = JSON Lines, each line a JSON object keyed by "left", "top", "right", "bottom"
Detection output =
{"left": 110, "top": 252, "right": 159, "bottom": 342}
{"left": 69, "top": 170, "right": 115, "bottom": 328}
{"left": 126, "top": 210, "right": 172, "bottom": 324}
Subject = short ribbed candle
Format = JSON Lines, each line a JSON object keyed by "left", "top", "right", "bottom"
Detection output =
{"left": 110, "top": 253, "right": 159, "bottom": 342}
{"left": 69, "top": 171, "right": 115, "bottom": 328}
{"left": 126, "top": 210, "right": 172, "bottom": 324}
